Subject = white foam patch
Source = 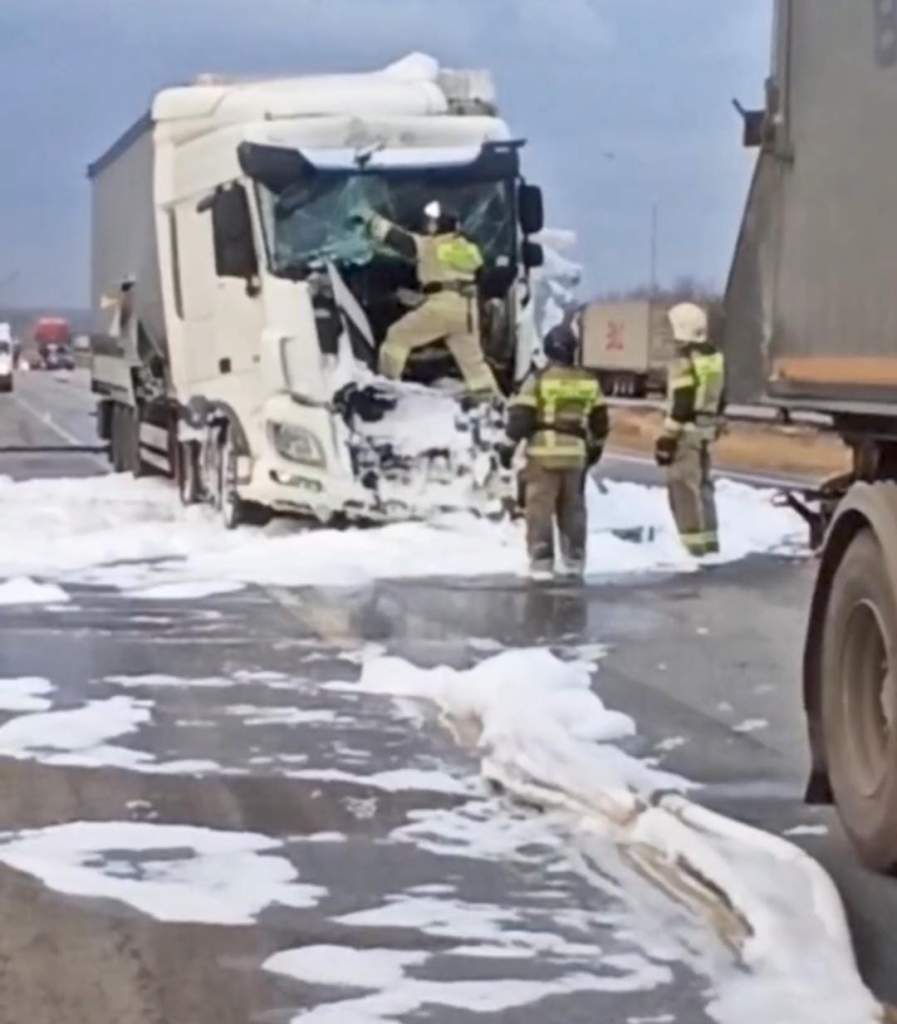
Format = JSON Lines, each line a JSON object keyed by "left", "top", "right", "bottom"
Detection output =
{"left": 127, "top": 580, "right": 246, "bottom": 600}
{"left": 293, "top": 767, "right": 473, "bottom": 796}
{"left": 264, "top": 943, "right": 669, "bottom": 1023}
{"left": 0, "top": 697, "right": 225, "bottom": 776}
{"left": 0, "top": 473, "right": 804, "bottom": 592}
{"left": 0, "top": 696, "right": 151, "bottom": 767}
{"left": 223, "top": 705, "right": 341, "bottom": 727}
{"left": 104, "top": 674, "right": 236, "bottom": 690}
{"left": 783, "top": 824, "right": 829, "bottom": 838}
{"left": 0, "top": 677, "right": 55, "bottom": 713}
{"left": 352, "top": 649, "right": 881, "bottom": 1024}
{"left": 0, "top": 577, "right": 69, "bottom": 605}
{"left": 732, "top": 719, "right": 769, "bottom": 735}
{"left": 0, "top": 821, "right": 324, "bottom": 925}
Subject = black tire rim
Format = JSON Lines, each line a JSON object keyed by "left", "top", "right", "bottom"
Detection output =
{"left": 841, "top": 598, "right": 893, "bottom": 797}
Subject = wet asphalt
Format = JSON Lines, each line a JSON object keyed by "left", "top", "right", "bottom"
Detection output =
{"left": 0, "top": 371, "right": 895, "bottom": 1022}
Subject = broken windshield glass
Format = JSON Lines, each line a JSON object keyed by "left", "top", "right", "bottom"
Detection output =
{"left": 260, "top": 173, "right": 515, "bottom": 275}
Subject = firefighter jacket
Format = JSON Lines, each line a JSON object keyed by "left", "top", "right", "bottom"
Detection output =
{"left": 663, "top": 343, "right": 726, "bottom": 442}
{"left": 507, "top": 364, "right": 609, "bottom": 470}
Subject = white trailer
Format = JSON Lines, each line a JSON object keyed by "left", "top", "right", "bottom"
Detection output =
{"left": 579, "top": 300, "right": 674, "bottom": 398}
{"left": 89, "top": 54, "right": 546, "bottom": 527}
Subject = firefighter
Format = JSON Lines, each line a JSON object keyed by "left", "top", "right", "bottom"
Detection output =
{"left": 505, "top": 323, "right": 609, "bottom": 581}
{"left": 654, "top": 302, "right": 726, "bottom": 557}
{"left": 362, "top": 202, "right": 498, "bottom": 396}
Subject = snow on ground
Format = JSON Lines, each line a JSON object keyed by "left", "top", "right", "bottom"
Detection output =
{"left": 0, "top": 472, "right": 805, "bottom": 596}
{"left": 0, "top": 822, "right": 324, "bottom": 925}
{"left": 349, "top": 649, "right": 880, "bottom": 1024}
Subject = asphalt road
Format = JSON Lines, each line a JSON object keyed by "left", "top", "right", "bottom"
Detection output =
{"left": 0, "top": 370, "right": 894, "bottom": 1022}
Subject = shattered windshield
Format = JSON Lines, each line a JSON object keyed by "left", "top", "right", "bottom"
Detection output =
{"left": 261, "top": 173, "right": 515, "bottom": 274}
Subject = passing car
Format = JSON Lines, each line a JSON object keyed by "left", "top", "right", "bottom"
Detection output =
{"left": 0, "top": 337, "right": 14, "bottom": 392}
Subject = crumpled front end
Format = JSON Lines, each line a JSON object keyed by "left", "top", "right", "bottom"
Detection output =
{"left": 335, "top": 380, "right": 514, "bottom": 522}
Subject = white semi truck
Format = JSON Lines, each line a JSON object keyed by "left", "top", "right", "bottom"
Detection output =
{"left": 89, "top": 55, "right": 546, "bottom": 526}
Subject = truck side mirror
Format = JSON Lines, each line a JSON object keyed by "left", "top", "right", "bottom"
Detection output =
{"left": 519, "top": 184, "right": 544, "bottom": 236}
{"left": 210, "top": 185, "right": 259, "bottom": 282}
{"left": 733, "top": 99, "right": 767, "bottom": 149}
{"left": 522, "top": 241, "right": 544, "bottom": 269}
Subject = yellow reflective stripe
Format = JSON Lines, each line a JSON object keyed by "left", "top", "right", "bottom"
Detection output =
{"left": 539, "top": 379, "right": 601, "bottom": 404}
{"left": 510, "top": 394, "right": 538, "bottom": 408}
{"left": 436, "top": 237, "right": 483, "bottom": 274}
{"left": 691, "top": 352, "right": 725, "bottom": 412}
{"left": 670, "top": 375, "right": 694, "bottom": 389}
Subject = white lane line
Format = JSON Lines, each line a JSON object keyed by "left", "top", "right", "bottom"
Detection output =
{"left": 604, "top": 450, "right": 810, "bottom": 491}
{"left": 11, "top": 390, "right": 109, "bottom": 471}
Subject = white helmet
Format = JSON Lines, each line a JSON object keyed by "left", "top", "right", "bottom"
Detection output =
{"left": 668, "top": 302, "right": 708, "bottom": 345}
{"left": 424, "top": 200, "right": 442, "bottom": 221}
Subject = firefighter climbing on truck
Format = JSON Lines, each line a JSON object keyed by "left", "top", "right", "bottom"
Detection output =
{"left": 358, "top": 201, "right": 500, "bottom": 397}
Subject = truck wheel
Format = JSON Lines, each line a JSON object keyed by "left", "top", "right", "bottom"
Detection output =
{"left": 124, "top": 408, "right": 143, "bottom": 477}
{"left": 178, "top": 442, "right": 200, "bottom": 506}
{"left": 111, "top": 406, "right": 127, "bottom": 473}
{"left": 215, "top": 437, "right": 244, "bottom": 530}
{"left": 822, "top": 528, "right": 897, "bottom": 870}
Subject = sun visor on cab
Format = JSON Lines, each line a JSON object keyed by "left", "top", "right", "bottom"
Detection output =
{"left": 238, "top": 140, "right": 524, "bottom": 193}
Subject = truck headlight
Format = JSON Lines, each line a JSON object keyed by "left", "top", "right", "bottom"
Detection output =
{"left": 268, "top": 422, "right": 326, "bottom": 467}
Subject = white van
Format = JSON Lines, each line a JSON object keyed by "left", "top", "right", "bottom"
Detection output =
{"left": 0, "top": 325, "right": 13, "bottom": 392}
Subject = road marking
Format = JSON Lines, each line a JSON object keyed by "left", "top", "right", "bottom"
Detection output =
{"left": 11, "top": 390, "right": 109, "bottom": 471}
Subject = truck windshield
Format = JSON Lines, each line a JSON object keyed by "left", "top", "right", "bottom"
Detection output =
{"left": 261, "top": 174, "right": 515, "bottom": 275}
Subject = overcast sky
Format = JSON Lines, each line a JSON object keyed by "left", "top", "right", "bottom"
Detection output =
{"left": 0, "top": 0, "right": 772, "bottom": 309}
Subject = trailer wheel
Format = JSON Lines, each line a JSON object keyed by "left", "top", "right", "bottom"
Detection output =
{"left": 822, "top": 528, "right": 897, "bottom": 870}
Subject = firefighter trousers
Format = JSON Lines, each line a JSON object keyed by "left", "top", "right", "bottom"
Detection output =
{"left": 666, "top": 434, "right": 719, "bottom": 556}
{"left": 378, "top": 294, "right": 498, "bottom": 395}
{"left": 525, "top": 462, "right": 588, "bottom": 571}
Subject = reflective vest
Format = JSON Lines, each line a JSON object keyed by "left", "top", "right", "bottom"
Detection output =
{"left": 416, "top": 233, "right": 483, "bottom": 287}
{"left": 666, "top": 346, "right": 725, "bottom": 440}
{"left": 512, "top": 365, "right": 605, "bottom": 469}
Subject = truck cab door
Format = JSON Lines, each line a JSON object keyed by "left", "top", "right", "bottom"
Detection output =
{"left": 209, "top": 184, "right": 264, "bottom": 382}
{"left": 175, "top": 202, "right": 220, "bottom": 388}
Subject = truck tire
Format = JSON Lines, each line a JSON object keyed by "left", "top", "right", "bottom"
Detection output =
{"left": 111, "top": 406, "right": 127, "bottom": 473}
{"left": 177, "top": 441, "right": 200, "bottom": 506}
{"left": 123, "top": 408, "right": 143, "bottom": 477}
{"left": 821, "top": 528, "right": 897, "bottom": 870}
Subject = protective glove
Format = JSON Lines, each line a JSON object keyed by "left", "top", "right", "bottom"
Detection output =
{"left": 654, "top": 435, "right": 678, "bottom": 467}
{"left": 587, "top": 445, "right": 604, "bottom": 468}
{"left": 496, "top": 443, "right": 516, "bottom": 470}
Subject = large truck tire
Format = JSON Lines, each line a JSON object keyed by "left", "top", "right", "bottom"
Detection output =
{"left": 177, "top": 441, "right": 200, "bottom": 506}
{"left": 123, "top": 408, "right": 144, "bottom": 477}
{"left": 110, "top": 405, "right": 127, "bottom": 472}
{"left": 821, "top": 528, "right": 897, "bottom": 870}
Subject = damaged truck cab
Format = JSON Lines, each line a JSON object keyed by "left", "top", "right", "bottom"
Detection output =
{"left": 90, "top": 56, "right": 545, "bottom": 526}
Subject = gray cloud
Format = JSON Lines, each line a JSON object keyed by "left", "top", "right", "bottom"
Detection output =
{"left": 0, "top": 0, "right": 771, "bottom": 307}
